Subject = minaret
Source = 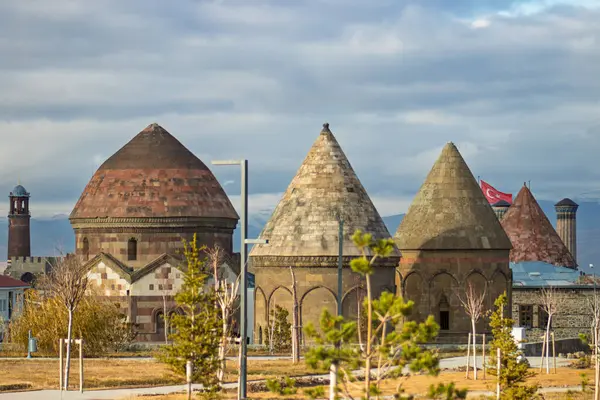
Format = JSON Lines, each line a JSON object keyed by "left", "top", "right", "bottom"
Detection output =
{"left": 491, "top": 200, "right": 511, "bottom": 220}
{"left": 555, "top": 198, "right": 578, "bottom": 263}
{"left": 7, "top": 184, "right": 31, "bottom": 259}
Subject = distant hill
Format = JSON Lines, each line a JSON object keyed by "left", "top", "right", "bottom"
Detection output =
{"left": 1, "top": 200, "right": 599, "bottom": 273}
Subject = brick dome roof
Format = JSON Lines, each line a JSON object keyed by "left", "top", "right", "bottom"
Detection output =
{"left": 70, "top": 123, "right": 238, "bottom": 221}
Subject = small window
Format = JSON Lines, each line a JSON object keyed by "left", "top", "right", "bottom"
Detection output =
{"left": 82, "top": 238, "right": 90, "bottom": 261}
{"left": 519, "top": 305, "right": 533, "bottom": 328}
{"left": 149, "top": 284, "right": 154, "bottom": 291}
{"left": 128, "top": 238, "right": 137, "bottom": 261}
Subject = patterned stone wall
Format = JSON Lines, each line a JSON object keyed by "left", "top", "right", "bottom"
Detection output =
{"left": 253, "top": 266, "right": 395, "bottom": 344}
{"left": 513, "top": 287, "right": 595, "bottom": 341}
{"left": 75, "top": 229, "right": 232, "bottom": 269}
{"left": 398, "top": 249, "right": 512, "bottom": 336}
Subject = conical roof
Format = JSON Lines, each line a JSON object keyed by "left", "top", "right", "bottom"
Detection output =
{"left": 501, "top": 185, "right": 577, "bottom": 268}
{"left": 249, "top": 123, "right": 400, "bottom": 268}
{"left": 395, "top": 142, "right": 512, "bottom": 250}
{"left": 70, "top": 123, "right": 238, "bottom": 220}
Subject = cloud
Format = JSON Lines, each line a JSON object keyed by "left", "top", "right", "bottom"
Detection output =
{"left": 0, "top": 0, "right": 598, "bottom": 222}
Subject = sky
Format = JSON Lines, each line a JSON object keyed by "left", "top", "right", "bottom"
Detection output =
{"left": 0, "top": 0, "right": 599, "bottom": 219}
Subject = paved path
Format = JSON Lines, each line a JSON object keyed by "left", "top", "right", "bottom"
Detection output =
{"left": 0, "top": 356, "right": 574, "bottom": 400}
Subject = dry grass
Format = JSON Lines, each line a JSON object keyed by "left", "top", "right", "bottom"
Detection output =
{"left": 122, "top": 368, "right": 594, "bottom": 399}
{"left": 0, "top": 358, "right": 319, "bottom": 391}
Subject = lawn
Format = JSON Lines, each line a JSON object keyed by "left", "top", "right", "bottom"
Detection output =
{"left": 0, "top": 358, "right": 321, "bottom": 391}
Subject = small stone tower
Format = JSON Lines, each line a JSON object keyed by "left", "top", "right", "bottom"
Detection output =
{"left": 250, "top": 123, "right": 400, "bottom": 341}
{"left": 554, "top": 198, "right": 578, "bottom": 264}
{"left": 491, "top": 200, "right": 511, "bottom": 220}
{"left": 8, "top": 184, "right": 31, "bottom": 259}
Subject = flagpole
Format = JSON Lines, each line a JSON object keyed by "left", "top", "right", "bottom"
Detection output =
{"left": 478, "top": 176, "right": 480, "bottom": 185}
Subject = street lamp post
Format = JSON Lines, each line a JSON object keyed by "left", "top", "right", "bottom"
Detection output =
{"left": 211, "top": 159, "right": 267, "bottom": 400}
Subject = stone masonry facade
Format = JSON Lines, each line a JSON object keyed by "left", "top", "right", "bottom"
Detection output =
{"left": 513, "top": 287, "right": 593, "bottom": 341}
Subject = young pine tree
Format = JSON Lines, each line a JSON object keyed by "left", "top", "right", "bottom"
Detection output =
{"left": 305, "top": 230, "right": 463, "bottom": 400}
{"left": 158, "top": 234, "right": 222, "bottom": 393}
{"left": 487, "top": 292, "right": 538, "bottom": 400}
{"left": 265, "top": 305, "right": 292, "bottom": 353}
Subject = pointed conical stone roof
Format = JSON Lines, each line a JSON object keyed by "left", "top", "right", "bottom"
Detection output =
{"left": 395, "top": 142, "right": 512, "bottom": 250}
{"left": 501, "top": 185, "right": 577, "bottom": 268}
{"left": 70, "top": 123, "right": 238, "bottom": 220}
{"left": 249, "top": 123, "right": 400, "bottom": 268}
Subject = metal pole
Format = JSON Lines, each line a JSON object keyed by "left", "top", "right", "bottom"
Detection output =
{"left": 239, "top": 159, "right": 248, "bottom": 400}
{"left": 337, "top": 218, "right": 343, "bottom": 316}
{"left": 59, "top": 339, "right": 63, "bottom": 392}
{"left": 79, "top": 339, "right": 83, "bottom": 393}
{"left": 27, "top": 330, "right": 31, "bottom": 359}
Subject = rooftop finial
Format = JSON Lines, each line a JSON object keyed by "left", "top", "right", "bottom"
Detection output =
{"left": 322, "top": 122, "right": 330, "bottom": 131}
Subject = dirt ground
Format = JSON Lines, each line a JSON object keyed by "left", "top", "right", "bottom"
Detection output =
{"left": 0, "top": 358, "right": 320, "bottom": 391}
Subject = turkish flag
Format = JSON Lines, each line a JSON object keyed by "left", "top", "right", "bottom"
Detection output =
{"left": 481, "top": 180, "right": 513, "bottom": 204}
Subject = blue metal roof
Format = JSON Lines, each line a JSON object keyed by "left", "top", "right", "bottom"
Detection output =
{"left": 511, "top": 261, "right": 583, "bottom": 287}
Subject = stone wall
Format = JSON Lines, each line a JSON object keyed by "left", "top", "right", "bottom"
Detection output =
{"left": 398, "top": 248, "right": 511, "bottom": 336}
{"left": 253, "top": 265, "right": 395, "bottom": 344}
{"left": 74, "top": 228, "right": 233, "bottom": 269}
{"left": 513, "top": 287, "right": 595, "bottom": 341}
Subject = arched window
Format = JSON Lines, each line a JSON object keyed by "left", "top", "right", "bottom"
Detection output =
{"left": 439, "top": 295, "right": 450, "bottom": 331}
{"left": 82, "top": 238, "right": 89, "bottom": 261}
{"left": 127, "top": 238, "right": 137, "bottom": 261}
{"left": 258, "top": 326, "right": 263, "bottom": 345}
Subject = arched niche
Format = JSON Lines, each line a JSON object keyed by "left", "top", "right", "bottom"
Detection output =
{"left": 464, "top": 271, "right": 489, "bottom": 331}
{"left": 268, "top": 286, "right": 293, "bottom": 324}
{"left": 300, "top": 286, "right": 337, "bottom": 335}
{"left": 342, "top": 286, "right": 367, "bottom": 321}
{"left": 254, "top": 287, "right": 268, "bottom": 342}
{"left": 429, "top": 272, "right": 461, "bottom": 332}
{"left": 489, "top": 270, "right": 509, "bottom": 312}
{"left": 403, "top": 272, "right": 426, "bottom": 322}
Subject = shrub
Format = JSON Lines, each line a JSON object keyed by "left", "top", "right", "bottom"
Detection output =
{"left": 8, "top": 290, "right": 136, "bottom": 356}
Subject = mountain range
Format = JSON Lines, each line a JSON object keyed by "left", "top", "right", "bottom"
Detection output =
{"left": 2, "top": 200, "right": 599, "bottom": 273}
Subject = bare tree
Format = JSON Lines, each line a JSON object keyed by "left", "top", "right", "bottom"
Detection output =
{"left": 206, "top": 245, "right": 240, "bottom": 385}
{"left": 537, "top": 286, "right": 561, "bottom": 374}
{"left": 588, "top": 288, "right": 600, "bottom": 400}
{"left": 289, "top": 267, "right": 300, "bottom": 363}
{"left": 42, "top": 254, "right": 89, "bottom": 390}
{"left": 157, "top": 267, "right": 173, "bottom": 344}
{"left": 456, "top": 281, "right": 486, "bottom": 380}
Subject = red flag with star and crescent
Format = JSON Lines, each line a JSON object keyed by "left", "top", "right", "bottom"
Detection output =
{"left": 480, "top": 180, "right": 513, "bottom": 204}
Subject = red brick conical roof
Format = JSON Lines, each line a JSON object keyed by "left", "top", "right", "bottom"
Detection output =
{"left": 70, "top": 123, "right": 238, "bottom": 220}
{"left": 501, "top": 185, "right": 576, "bottom": 268}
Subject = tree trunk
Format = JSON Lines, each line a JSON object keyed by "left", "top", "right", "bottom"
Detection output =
{"left": 290, "top": 267, "right": 300, "bottom": 363}
{"left": 472, "top": 318, "right": 478, "bottom": 380}
{"left": 329, "top": 362, "right": 338, "bottom": 400}
{"left": 545, "top": 315, "right": 552, "bottom": 374}
{"left": 218, "top": 308, "right": 228, "bottom": 384}
{"left": 594, "top": 321, "right": 600, "bottom": 400}
{"left": 163, "top": 295, "right": 168, "bottom": 344}
{"left": 364, "top": 275, "right": 373, "bottom": 399}
{"left": 64, "top": 308, "right": 73, "bottom": 390}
